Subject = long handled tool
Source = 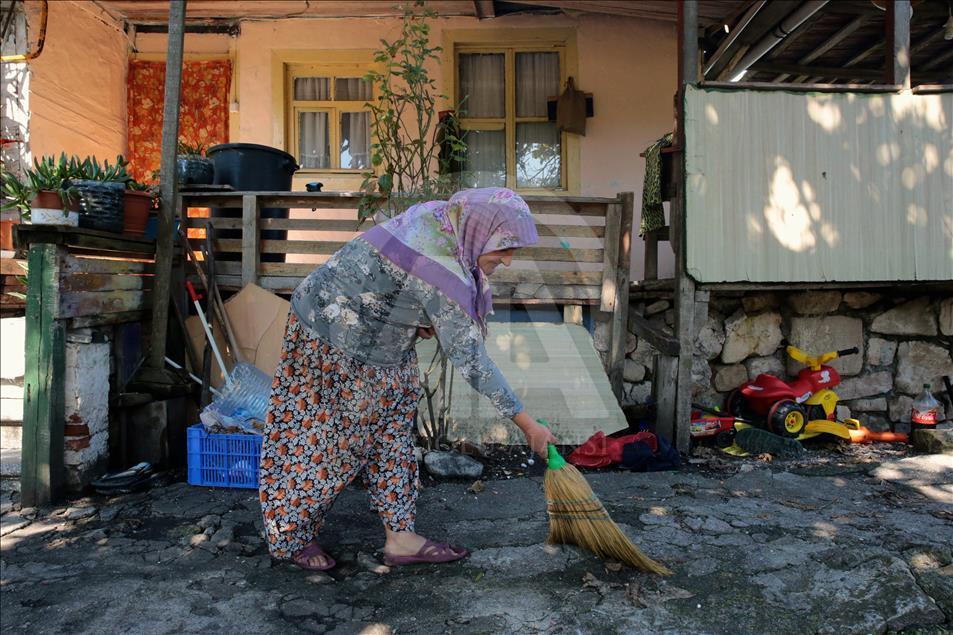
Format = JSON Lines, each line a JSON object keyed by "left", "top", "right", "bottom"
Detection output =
{"left": 186, "top": 280, "right": 233, "bottom": 388}
{"left": 164, "top": 356, "right": 222, "bottom": 398}
{"left": 538, "top": 419, "right": 671, "bottom": 575}
{"left": 178, "top": 226, "right": 243, "bottom": 364}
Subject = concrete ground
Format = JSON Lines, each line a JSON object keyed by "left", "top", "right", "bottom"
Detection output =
{"left": 1, "top": 451, "right": 951, "bottom": 635}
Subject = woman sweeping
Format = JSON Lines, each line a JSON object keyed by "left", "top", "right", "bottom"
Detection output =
{"left": 259, "top": 187, "right": 557, "bottom": 571}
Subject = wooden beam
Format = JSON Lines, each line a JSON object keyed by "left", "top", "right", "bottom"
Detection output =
{"left": 753, "top": 61, "right": 947, "bottom": 82}
{"left": 20, "top": 244, "right": 65, "bottom": 506}
{"left": 672, "top": 0, "right": 698, "bottom": 452}
{"left": 473, "top": 0, "right": 495, "bottom": 19}
{"left": 703, "top": 0, "right": 765, "bottom": 77}
{"left": 147, "top": 0, "right": 187, "bottom": 371}
{"left": 701, "top": 80, "right": 900, "bottom": 93}
{"left": 921, "top": 47, "right": 953, "bottom": 73}
{"left": 775, "top": 14, "right": 868, "bottom": 81}
{"left": 885, "top": 0, "right": 911, "bottom": 89}
{"left": 241, "top": 194, "right": 260, "bottom": 286}
{"left": 607, "top": 192, "right": 634, "bottom": 401}
{"left": 563, "top": 304, "right": 583, "bottom": 325}
{"left": 629, "top": 313, "right": 679, "bottom": 356}
{"left": 599, "top": 202, "right": 622, "bottom": 312}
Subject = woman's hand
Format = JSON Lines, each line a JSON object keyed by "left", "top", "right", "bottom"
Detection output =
{"left": 512, "top": 411, "right": 557, "bottom": 460}
{"left": 416, "top": 326, "right": 435, "bottom": 339}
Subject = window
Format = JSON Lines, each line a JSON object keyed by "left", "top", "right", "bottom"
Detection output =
{"left": 456, "top": 47, "right": 564, "bottom": 191}
{"left": 286, "top": 65, "right": 374, "bottom": 171}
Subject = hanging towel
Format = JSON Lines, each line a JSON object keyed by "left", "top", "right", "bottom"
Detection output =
{"left": 640, "top": 132, "right": 673, "bottom": 236}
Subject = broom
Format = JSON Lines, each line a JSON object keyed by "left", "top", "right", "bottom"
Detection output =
{"left": 539, "top": 419, "right": 672, "bottom": 576}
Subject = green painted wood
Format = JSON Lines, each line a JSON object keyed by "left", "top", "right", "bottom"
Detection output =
{"left": 20, "top": 244, "right": 65, "bottom": 506}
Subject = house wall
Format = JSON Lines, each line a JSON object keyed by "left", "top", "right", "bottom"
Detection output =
{"left": 138, "top": 14, "right": 678, "bottom": 280}
{"left": 28, "top": 1, "right": 128, "bottom": 162}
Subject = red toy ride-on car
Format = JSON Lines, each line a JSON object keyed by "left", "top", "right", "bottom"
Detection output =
{"left": 726, "top": 345, "right": 859, "bottom": 438}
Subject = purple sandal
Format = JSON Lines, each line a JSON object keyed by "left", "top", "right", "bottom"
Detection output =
{"left": 382, "top": 539, "right": 469, "bottom": 566}
{"left": 291, "top": 542, "right": 336, "bottom": 571}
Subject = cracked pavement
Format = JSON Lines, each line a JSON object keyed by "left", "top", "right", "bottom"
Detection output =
{"left": 1, "top": 453, "right": 951, "bottom": 634}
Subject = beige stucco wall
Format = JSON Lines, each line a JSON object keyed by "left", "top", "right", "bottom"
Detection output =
{"left": 135, "top": 13, "right": 678, "bottom": 279}
{"left": 28, "top": 1, "right": 128, "bottom": 161}
{"left": 237, "top": 13, "right": 677, "bottom": 279}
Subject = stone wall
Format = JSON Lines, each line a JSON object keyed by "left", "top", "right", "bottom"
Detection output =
{"left": 62, "top": 330, "right": 112, "bottom": 490}
{"left": 596, "top": 291, "right": 953, "bottom": 429}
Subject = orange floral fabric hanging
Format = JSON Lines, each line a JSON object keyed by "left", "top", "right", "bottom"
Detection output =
{"left": 127, "top": 60, "right": 231, "bottom": 183}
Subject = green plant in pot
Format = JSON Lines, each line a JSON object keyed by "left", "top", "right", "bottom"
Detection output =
{"left": 1, "top": 155, "right": 80, "bottom": 229}
{"left": 176, "top": 140, "right": 214, "bottom": 186}
{"left": 70, "top": 154, "right": 127, "bottom": 233}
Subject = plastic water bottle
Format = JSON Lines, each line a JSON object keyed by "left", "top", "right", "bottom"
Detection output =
{"left": 911, "top": 384, "right": 940, "bottom": 430}
{"left": 215, "top": 362, "right": 273, "bottom": 422}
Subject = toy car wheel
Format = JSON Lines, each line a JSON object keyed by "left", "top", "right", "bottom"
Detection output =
{"left": 715, "top": 428, "right": 736, "bottom": 448}
{"left": 768, "top": 400, "right": 807, "bottom": 438}
{"left": 725, "top": 389, "right": 751, "bottom": 419}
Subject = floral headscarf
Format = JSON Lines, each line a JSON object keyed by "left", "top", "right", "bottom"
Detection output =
{"left": 360, "top": 187, "right": 538, "bottom": 333}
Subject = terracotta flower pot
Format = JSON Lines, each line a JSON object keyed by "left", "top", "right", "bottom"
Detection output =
{"left": 0, "top": 216, "right": 19, "bottom": 251}
{"left": 123, "top": 191, "right": 153, "bottom": 236}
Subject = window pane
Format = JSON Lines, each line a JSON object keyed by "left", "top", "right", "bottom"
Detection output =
{"left": 335, "top": 77, "right": 373, "bottom": 101}
{"left": 516, "top": 122, "right": 560, "bottom": 189}
{"left": 458, "top": 53, "right": 504, "bottom": 118}
{"left": 461, "top": 129, "right": 505, "bottom": 188}
{"left": 516, "top": 52, "right": 560, "bottom": 118}
{"left": 294, "top": 77, "right": 330, "bottom": 100}
{"left": 298, "top": 111, "right": 330, "bottom": 168}
{"left": 340, "top": 112, "right": 371, "bottom": 169}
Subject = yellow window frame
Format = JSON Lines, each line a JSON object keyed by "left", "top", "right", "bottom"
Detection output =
{"left": 454, "top": 43, "right": 568, "bottom": 192}
{"left": 284, "top": 61, "right": 376, "bottom": 174}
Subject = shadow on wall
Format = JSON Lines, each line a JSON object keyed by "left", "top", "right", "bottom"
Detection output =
{"left": 686, "top": 88, "right": 953, "bottom": 283}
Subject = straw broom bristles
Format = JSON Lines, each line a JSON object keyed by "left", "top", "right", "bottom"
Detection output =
{"left": 542, "top": 439, "right": 672, "bottom": 576}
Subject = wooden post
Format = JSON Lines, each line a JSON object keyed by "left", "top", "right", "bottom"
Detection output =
{"left": 563, "top": 304, "right": 583, "bottom": 325}
{"left": 241, "top": 194, "right": 260, "bottom": 286}
{"left": 599, "top": 201, "right": 623, "bottom": 313}
{"left": 652, "top": 354, "right": 678, "bottom": 439}
{"left": 885, "top": 0, "right": 911, "bottom": 90}
{"left": 147, "top": 0, "right": 187, "bottom": 371}
{"left": 643, "top": 230, "right": 659, "bottom": 281}
{"left": 20, "top": 243, "right": 65, "bottom": 506}
{"left": 672, "top": 0, "right": 699, "bottom": 452}
{"left": 607, "top": 192, "right": 634, "bottom": 401}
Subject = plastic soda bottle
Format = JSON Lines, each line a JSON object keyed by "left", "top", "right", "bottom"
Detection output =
{"left": 911, "top": 384, "right": 940, "bottom": 430}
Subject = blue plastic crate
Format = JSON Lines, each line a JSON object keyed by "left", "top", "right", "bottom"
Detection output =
{"left": 187, "top": 424, "right": 262, "bottom": 489}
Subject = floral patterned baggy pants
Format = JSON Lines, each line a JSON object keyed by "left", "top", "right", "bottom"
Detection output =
{"left": 259, "top": 313, "right": 422, "bottom": 559}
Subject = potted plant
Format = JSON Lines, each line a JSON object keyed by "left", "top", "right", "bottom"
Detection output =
{"left": 176, "top": 141, "right": 214, "bottom": 186}
{"left": 123, "top": 176, "right": 157, "bottom": 237}
{"left": 71, "top": 155, "right": 126, "bottom": 233}
{"left": 1, "top": 170, "right": 29, "bottom": 248}
{"left": 1, "top": 156, "right": 80, "bottom": 232}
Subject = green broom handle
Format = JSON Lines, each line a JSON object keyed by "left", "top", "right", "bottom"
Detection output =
{"left": 536, "top": 419, "right": 567, "bottom": 470}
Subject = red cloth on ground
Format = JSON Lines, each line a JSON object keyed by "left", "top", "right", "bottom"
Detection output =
{"left": 568, "top": 431, "right": 658, "bottom": 468}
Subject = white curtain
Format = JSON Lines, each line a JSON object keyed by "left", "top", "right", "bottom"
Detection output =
{"left": 458, "top": 53, "right": 504, "bottom": 118}
{"left": 335, "top": 77, "right": 373, "bottom": 101}
{"left": 294, "top": 77, "right": 330, "bottom": 100}
{"left": 516, "top": 52, "right": 560, "bottom": 117}
{"left": 299, "top": 111, "right": 329, "bottom": 169}
{"left": 340, "top": 112, "right": 370, "bottom": 169}
{"left": 462, "top": 129, "right": 505, "bottom": 188}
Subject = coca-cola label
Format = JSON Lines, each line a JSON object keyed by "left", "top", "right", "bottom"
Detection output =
{"left": 912, "top": 408, "right": 939, "bottom": 425}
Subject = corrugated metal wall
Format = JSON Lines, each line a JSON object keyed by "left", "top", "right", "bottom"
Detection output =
{"left": 685, "top": 86, "right": 952, "bottom": 283}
